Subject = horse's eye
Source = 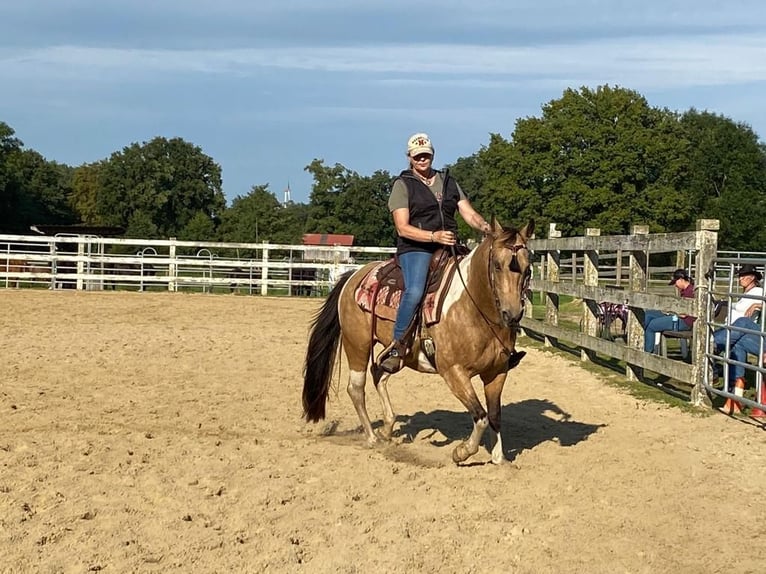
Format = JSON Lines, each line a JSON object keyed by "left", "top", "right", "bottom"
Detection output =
{"left": 493, "top": 260, "right": 501, "bottom": 271}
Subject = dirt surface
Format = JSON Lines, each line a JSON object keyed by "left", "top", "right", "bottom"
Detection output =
{"left": 1, "top": 290, "right": 764, "bottom": 574}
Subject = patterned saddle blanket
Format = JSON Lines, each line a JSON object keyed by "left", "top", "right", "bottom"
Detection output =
{"left": 354, "top": 250, "right": 462, "bottom": 325}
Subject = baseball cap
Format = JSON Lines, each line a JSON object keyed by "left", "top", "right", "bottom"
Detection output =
{"left": 406, "top": 133, "right": 433, "bottom": 157}
{"left": 668, "top": 269, "right": 689, "bottom": 285}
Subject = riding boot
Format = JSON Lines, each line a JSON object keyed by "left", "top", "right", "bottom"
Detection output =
{"left": 379, "top": 340, "right": 407, "bottom": 374}
{"left": 719, "top": 377, "right": 745, "bottom": 415}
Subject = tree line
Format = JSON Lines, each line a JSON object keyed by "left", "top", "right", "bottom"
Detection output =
{"left": 2, "top": 85, "right": 765, "bottom": 250}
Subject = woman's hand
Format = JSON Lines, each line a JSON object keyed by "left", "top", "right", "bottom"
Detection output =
{"left": 745, "top": 304, "right": 762, "bottom": 318}
{"left": 433, "top": 230, "right": 456, "bottom": 246}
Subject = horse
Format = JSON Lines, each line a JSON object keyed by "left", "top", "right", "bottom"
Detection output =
{"left": 1, "top": 258, "right": 26, "bottom": 288}
{"left": 302, "top": 219, "right": 534, "bottom": 464}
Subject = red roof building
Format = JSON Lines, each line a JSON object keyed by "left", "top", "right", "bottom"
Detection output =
{"left": 302, "top": 234, "right": 354, "bottom": 246}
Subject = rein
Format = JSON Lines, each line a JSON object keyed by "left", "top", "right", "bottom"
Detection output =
{"left": 450, "top": 238, "right": 529, "bottom": 357}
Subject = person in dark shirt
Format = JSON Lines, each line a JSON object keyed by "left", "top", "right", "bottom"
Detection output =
{"left": 378, "top": 132, "right": 492, "bottom": 373}
{"left": 644, "top": 268, "right": 695, "bottom": 353}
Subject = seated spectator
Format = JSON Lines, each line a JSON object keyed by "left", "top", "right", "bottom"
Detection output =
{"left": 719, "top": 319, "right": 766, "bottom": 416}
{"left": 712, "top": 264, "right": 763, "bottom": 353}
{"left": 644, "top": 269, "right": 695, "bottom": 353}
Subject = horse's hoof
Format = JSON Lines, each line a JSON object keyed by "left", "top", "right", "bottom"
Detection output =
{"left": 452, "top": 443, "right": 471, "bottom": 464}
{"left": 374, "top": 429, "right": 392, "bottom": 442}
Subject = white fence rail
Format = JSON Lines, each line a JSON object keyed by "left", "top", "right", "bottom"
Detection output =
{"left": 0, "top": 234, "right": 395, "bottom": 295}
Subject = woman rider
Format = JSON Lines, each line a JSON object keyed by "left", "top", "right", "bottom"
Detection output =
{"left": 378, "top": 133, "right": 492, "bottom": 373}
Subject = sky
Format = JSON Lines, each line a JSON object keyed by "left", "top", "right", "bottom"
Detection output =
{"left": 2, "top": 1, "right": 765, "bottom": 205}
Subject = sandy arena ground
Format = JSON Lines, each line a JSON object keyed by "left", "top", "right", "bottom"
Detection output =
{"left": 1, "top": 290, "right": 764, "bottom": 574}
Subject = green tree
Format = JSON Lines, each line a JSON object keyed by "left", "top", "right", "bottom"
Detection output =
{"left": 179, "top": 211, "right": 218, "bottom": 242}
{"left": 97, "top": 137, "right": 225, "bottom": 238}
{"left": 0, "top": 122, "right": 25, "bottom": 231}
{"left": 677, "top": 110, "right": 766, "bottom": 250}
{"left": 1, "top": 123, "right": 77, "bottom": 232}
{"left": 219, "top": 185, "right": 286, "bottom": 243}
{"left": 484, "top": 85, "right": 690, "bottom": 237}
{"left": 70, "top": 161, "right": 106, "bottom": 225}
{"left": 304, "top": 160, "right": 395, "bottom": 246}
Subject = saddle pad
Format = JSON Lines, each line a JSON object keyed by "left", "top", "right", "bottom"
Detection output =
{"left": 354, "top": 258, "right": 459, "bottom": 325}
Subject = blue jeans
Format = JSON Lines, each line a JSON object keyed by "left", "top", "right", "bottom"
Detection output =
{"left": 644, "top": 311, "right": 690, "bottom": 352}
{"left": 713, "top": 316, "right": 758, "bottom": 353}
{"left": 393, "top": 251, "right": 432, "bottom": 341}
{"left": 727, "top": 318, "right": 764, "bottom": 379}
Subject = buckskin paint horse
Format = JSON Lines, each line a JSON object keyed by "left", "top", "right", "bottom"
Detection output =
{"left": 302, "top": 219, "right": 534, "bottom": 464}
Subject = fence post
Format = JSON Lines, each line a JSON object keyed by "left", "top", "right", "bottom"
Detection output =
{"left": 545, "top": 224, "right": 561, "bottom": 348}
{"left": 581, "top": 228, "right": 601, "bottom": 362}
{"left": 626, "top": 225, "right": 650, "bottom": 380}
{"left": 616, "top": 249, "right": 623, "bottom": 287}
{"left": 690, "top": 219, "right": 720, "bottom": 407}
{"left": 261, "top": 244, "right": 270, "bottom": 296}
{"left": 168, "top": 239, "right": 177, "bottom": 292}
{"left": 76, "top": 239, "right": 85, "bottom": 291}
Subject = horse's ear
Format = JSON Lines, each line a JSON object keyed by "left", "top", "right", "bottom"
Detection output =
{"left": 521, "top": 218, "right": 535, "bottom": 241}
{"left": 490, "top": 216, "right": 503, "bottom": 234}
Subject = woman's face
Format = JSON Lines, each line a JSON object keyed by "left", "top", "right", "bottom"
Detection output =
{"left": 739, "top": 274, "right": 756, "bottom": 290}
{"left": 410, "top": 152, "right": 433, "bottom": 174}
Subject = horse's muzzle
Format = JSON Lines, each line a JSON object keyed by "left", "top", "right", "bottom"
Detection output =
{"left": 501, "top": 309, "right": 523, "bottom": 328}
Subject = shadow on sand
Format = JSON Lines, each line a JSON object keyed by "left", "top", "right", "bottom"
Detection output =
{"left": 393, "top": 398, "right": 605, "bottom": 463}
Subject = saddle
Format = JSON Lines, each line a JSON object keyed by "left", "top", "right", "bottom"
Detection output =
{"left": 354, "top": 247, "right": 465, "bottom": 325}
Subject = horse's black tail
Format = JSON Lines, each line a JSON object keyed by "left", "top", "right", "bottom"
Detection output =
{"left": 302, "top": 270, "right": 355, "bottom": 422}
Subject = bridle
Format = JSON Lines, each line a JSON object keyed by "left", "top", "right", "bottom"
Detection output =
{"left": 452, "top": 235, "right": 530, "bottom": 356}
{"left": 487, "top": 240, "right": 531, "bottom": 321}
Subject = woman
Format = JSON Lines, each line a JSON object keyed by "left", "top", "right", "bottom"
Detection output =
{"left": 378, "top": 132, "right": 492, "bottom": 373}
{"left": 713, "top": 263, "right": 764, "bottom": 414}
{"left": 712, "top": 264, "right": 763, "bottom": 352}
{"left": 643, "top": 268, "right": 695, "bottom": 353}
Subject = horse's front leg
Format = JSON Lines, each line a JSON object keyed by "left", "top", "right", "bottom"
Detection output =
{"left": 452, "top": 416, "right": 489, "bottom": 464}
{"left": 482, "top": 371, "right": 509, "bottom": 464}
{"left": 442, "top": 366, "right": 489, "bottom": 464}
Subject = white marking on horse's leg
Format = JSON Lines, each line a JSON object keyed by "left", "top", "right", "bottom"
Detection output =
{"left": 374, "top": 373, "right": 396, "bottom": 440}
{"left": 452, "top": 416, "right": 489, "bottom": 463}
{"left": 346, "top": 369, "right": 377, "bottom": 445}
{"left": 490, "top": 428, "right": 505, "bottom": 465}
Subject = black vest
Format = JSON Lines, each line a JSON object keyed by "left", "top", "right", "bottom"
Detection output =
{"left": 396, "top": 169, "right": 461, "bottom": 255}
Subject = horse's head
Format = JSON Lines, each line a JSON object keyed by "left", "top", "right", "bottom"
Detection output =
{"left": 486, "top": 218, "right": 535, "bottom": 328}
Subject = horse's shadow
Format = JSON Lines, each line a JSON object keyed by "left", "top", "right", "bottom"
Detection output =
{"left": 391, "top": 398, "right": 605, "bottom": 463}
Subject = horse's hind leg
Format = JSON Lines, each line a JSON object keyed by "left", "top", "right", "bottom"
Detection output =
{"left": 372, "top": 372, "right": 396, "bottom": 440}
{"left": 346, "top": 369, "right": 378, "bottom": 446}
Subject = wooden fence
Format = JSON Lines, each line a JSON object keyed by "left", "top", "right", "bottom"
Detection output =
{"left": 521, "top": 220, "right": 720, "bottom": 406}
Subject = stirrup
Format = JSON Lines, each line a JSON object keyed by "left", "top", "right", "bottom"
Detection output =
{"left": 377, "top": 341, "right": 405, "bottom": 374}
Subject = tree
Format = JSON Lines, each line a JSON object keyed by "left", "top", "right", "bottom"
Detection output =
{"left": 677, "top": 110, "right": 766, "bottom": 250}
{"left": 219, "top": 185, "right": 287, "bottom": 243}
{"left": 70, "top": 161, "right": 107, "bottom": 225}
{"left": 483, "top": 85, "right": 690, "bottom": 237}
{"left": 303, "top": 160, "right": 395, "bottom": 246}
{"left": 0, "top": 122, "right": 76, "bottom": 233}
{"left": 97, "top": 137, "right": 225, "bottom": 238}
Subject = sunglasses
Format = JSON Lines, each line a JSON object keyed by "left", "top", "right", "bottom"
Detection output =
{"left": 412, "top": 153, "right": 433, "bottom": 162}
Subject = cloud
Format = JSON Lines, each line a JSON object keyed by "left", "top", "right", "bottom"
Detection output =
{"left": 2, "top": 33, "right": 765, "bottom": 91}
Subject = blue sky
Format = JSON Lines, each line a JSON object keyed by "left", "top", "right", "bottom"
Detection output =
{"left": 2, "top": 1, "right": 765, "bottom": 205}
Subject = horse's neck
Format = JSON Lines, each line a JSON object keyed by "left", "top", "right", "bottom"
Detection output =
{"left": 442, "top": 242, "right": 496, "bottom": 320}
